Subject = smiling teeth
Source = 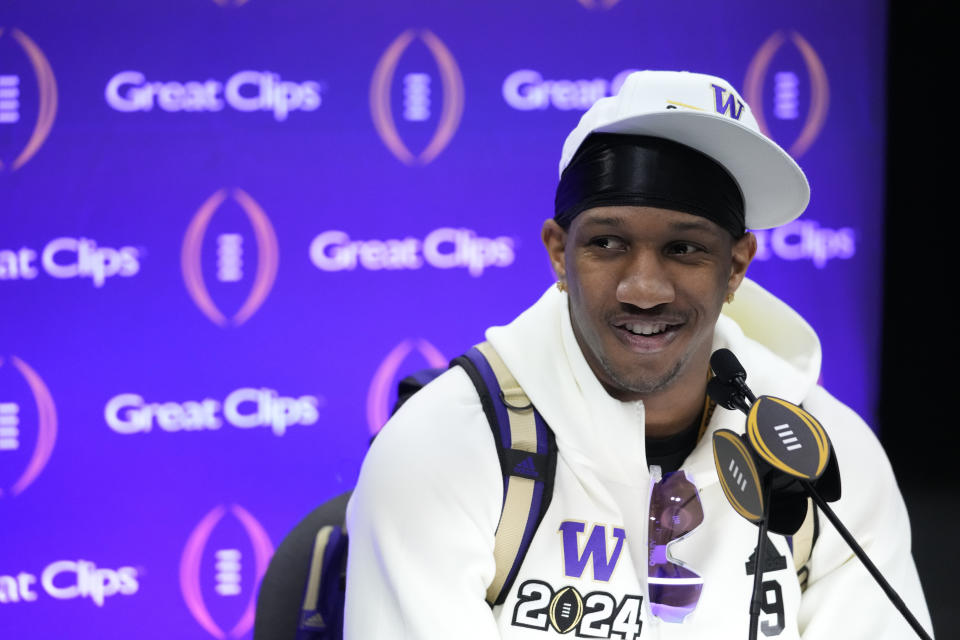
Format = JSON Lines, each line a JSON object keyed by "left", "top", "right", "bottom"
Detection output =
{"left": 625, "top": 323, "right": 668, "bottom": 336}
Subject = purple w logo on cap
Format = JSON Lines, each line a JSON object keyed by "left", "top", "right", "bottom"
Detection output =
{"left": 712, "top": 84, "right": 745, "bottom": 120}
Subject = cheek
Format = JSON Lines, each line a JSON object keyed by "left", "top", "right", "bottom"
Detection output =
{"left": 675, "top": 265, "right": 729, "bottom": 314}
{"left": 703, "top": 267, "right": 732, "bottom": 313}
{"left": 563, "top": 249, "right": 578, "bottom": 283}
{"left": 567, "top": 283, "right": 597, "bottom": 334}
{"left": 567, "top": 264, "right": 611, "bottom": 315}
{"left": 718, "top": 255, "right": 737, "bottom": 287}
{"left": 565, "top": 269, "right": 610, "bottom": 341}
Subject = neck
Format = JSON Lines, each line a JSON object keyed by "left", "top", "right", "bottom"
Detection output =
{"left": 640, "top": 367, "right": 709, "bottom": 439}
{"left": 630, "top": 339, "right": 714, "bottom": 439}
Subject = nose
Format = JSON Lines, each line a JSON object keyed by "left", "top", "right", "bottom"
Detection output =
{"left": 616, "top": 249, "right": 675, "bottom": 309}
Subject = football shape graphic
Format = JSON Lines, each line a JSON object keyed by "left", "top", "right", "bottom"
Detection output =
{"left": 713, "top": 428, "right": 765, "bottom": 523}
{"left": 548, "top": 585, "right": 584, "bottom": 634}
{"left": 747, "top": 395, "right": 831, "bottom": 480}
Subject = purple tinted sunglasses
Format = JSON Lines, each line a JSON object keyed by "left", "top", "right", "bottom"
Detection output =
{"left": 647, "top": 469, "right": 705, "bottom": 623}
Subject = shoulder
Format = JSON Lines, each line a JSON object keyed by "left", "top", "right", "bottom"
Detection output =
{"left": 343, "top": 367, "right": 509, "bottom": 638}
{"left": 801, "top": 385, "right": 896, "bottom": 509}
{"left": 802, "top": 385, "right": 891, "bottom": 477}
{"left": 370, "top": 365, "right": 494, "bottom": 465}
{"left": 800, "top": 385, "right": 910, "bottom": 572}
{"left": 795, "top": 391, "right": 931, "bottom": 635}
{"left": 348, "top": 365, "right": 503, "bottom": 531}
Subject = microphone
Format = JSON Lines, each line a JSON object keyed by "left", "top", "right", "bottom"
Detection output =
{"left": 710, "top": 349, "right": 836, "bottom": 535}
{"left": 709, "top": 349, "right": 932, "bottom": 640}
{"left": 710, "top": 348, "right": 842, "bottom": 509}
{"left": 710, "top": 348, "right": 757, "bottom": 406}
{"left": 706, "top": 376, "right": 748, "bottom": 413}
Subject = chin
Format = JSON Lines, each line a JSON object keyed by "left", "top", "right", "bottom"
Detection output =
{"left": 600, "top": 355, "right": 686, "bottom": 398}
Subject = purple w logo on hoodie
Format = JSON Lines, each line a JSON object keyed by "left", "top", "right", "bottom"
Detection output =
{"left": 558, "top": 521, "right": 626, "bottom": 581}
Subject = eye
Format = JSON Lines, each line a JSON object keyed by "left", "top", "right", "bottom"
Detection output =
{"left": 666, "top": 242, "right": 703, "bottom": 256}
{"left": 590, "top": 236, "right": 628, "bottom": 251}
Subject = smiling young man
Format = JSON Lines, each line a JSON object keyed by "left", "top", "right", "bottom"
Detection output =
{"left": 344, "top": 71, "right": 932, "bottom": 639}
{"left": 543, "top": 202, "right": 756, "bottom": 440}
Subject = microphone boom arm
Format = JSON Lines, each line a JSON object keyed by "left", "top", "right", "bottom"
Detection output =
{"left": 801, "top": 481, "right": 932, "bottom": 640}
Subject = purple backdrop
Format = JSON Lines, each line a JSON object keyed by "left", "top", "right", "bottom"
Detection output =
{"left": 1, "top": 1, "right": 886, "bottom": 637}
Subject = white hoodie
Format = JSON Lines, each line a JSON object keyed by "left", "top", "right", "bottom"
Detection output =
{"left": 345, "top": 279, "right": 932, "bottom": 639}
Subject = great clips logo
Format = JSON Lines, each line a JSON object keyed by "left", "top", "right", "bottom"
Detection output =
{"left": 744, "top": 31, "right": 829, "bottom": 158}
{"left": 0, "top": 356, "right": 56, "bottom": 497}
{"left": 0, "top": 237, "right": 141, "bottom": 286}
{"left": 0, "top": 559, "right": 139, "bottom": 606}
{"left": 503, "top": 69, "right": 636, "bottom": 112}
{"left": 180, "top": 505, "right": 273, "bottom": 639}
{"left": 105, "top": 387, "right": 321, "bottom": 437}
{"left": 753, "top": 219, "right": 855, "bottom": 268}
{"left": 105, "top": 70, "right": 322, "bottom": 122}
{"left": 0, "top": 28, "right": 57, "bottom": 171}
{"left": 370, "top": 29, "right": 463, "bottom": 166}
{"left": 309, "top": 228, "right": 515, "bottom": 277}
{"left": 366, "top": 339, "right": 446, "bottom": 435}
{"left": 182, "top": 188, "right": 278, "bottom": 327}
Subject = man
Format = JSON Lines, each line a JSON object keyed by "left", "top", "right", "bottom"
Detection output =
{"left": 344, "top": 71, "right": 932, "bottom": 638}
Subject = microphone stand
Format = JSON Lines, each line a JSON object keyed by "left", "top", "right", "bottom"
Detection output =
{"left": 748, "top": 480, "right": 772, "bottom": 640}
{"left": 801, "top": 481, "right": 933, "bottom": 640}
{"left": 711, "top": 348, "right": 933, "bottom": 640}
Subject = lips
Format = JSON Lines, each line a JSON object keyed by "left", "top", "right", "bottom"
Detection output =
{"left": 623, "top": 322, "right": 671, "bottom": 336}
{"left": 611, "top": 315, "right": 686, "bottom": 351}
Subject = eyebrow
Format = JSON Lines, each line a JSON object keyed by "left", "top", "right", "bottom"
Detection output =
{"left": 667, "top": 219, "right": 718, "bottom": 233}
{"left": 579, "top": 214, "right": 719, "bottom": 233}
{"left": 580, "top": 215, "right": 626, "bottom": 227}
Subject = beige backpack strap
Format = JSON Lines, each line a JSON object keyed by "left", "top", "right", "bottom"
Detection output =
{"left": 451, "top": 342, "right": 557, "bottom": 607}
{"left": 477, "top": 342, "right": 537, "bottom": 452}
{"left": 300, "top": 526, "right": 334, "bottom": 630}
{"left": 475, "top": 342, "right": 538, "bottom": 605}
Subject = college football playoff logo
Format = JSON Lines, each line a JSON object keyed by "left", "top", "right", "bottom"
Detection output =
{"left": 576, "top": 0, "right": 622, "bottom": 9}
{"left": 0, "top": 356, "right": 57, "bottom": 497}
{"left": 744, "top": 30, "right": 829, "bottom": 158}
{"left": 181, "top": 188, "right": 279, "bottom": 327}
{"left": 0, "top": 28, "right": 56, "bottom": 171}
{"left": 180, "top": 504, "right": 274, "bottom": 639}
{"left": 370, "top": 29, "right": 464, "bottom": 166}
{"left": 366, "top": 339, "right": 446, "bottom": 434}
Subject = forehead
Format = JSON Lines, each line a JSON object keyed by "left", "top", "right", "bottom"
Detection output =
{"left": 572, "top": 205, "right": 729, "bottom": 237}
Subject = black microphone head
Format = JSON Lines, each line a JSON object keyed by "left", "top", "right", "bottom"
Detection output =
{"left": 707, "top": 377, "right": 741, "bottom": 411}
{"left": 710, "top": 348, "right": 746, "bottom": 383}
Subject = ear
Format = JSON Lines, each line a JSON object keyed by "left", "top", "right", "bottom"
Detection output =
{"left": 541, "top": 219, "right": 568, "bottom": 281}
{"left": 727, "top": 232, "right": 757, "bottom": 295}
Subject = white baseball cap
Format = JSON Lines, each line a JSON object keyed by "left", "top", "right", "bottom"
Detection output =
{"left": 559, "top": 70, "right": 809, "bottom": 230}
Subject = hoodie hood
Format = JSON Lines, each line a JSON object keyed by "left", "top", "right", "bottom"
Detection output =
{"left": 720, "top": 277, "right": 821, "bottom": 389}
{"left": 485, "top": 277, "right": 822, "bottom": 489}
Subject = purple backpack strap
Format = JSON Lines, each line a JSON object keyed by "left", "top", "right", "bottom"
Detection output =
{"left": 295, "top": 523, "right": 348, "bottom": 640}
{"left": 452, "top": 342, "right": 557, "bottom": 606}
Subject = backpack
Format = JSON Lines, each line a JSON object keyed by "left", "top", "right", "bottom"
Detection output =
{"left": 253, "top": 342, "right": 817, "bottom": 639}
